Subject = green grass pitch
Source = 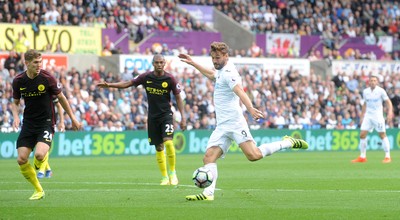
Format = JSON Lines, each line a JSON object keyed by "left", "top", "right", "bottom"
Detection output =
{"left": 0, "top": 151, "right": 399, "bottom": 220}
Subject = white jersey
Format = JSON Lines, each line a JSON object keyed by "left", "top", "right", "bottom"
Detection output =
{"left": 213, "top": 61, "right": 247, "bottom": 127}
{"left": 362, "top": 86, "right": 389, "bottom": 117}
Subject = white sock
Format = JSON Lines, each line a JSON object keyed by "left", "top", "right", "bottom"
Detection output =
{"left": 203, "top": 163, "right": 217, "bottom": 196}
{"left": 359, "top": 138, "right": 367, "bottom": 158}
{"left": 258, "top": 141, "right": 291, "bottom": 157}
{"left": 382, "top": 137, "right": 391, "bottom": 158}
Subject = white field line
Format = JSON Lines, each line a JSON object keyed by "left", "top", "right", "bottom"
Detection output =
{"left": 0, "top": 181, "right": 399, "bottom": 193}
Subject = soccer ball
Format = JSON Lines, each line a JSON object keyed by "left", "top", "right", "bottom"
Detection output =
{"left": 192, "top": 167, "right": 213, "bottom": 188}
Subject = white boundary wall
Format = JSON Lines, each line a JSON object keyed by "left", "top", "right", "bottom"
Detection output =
{"left": 119, "top": 55, "right": 311, "bottom": 76}
{"left": 332, "top": 60, "right": 400, "bottom": 76}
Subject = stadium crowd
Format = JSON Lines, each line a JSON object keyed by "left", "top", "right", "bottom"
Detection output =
{"left": 0, "top": 0, "right": 399, "bottom": 58}
{"left": 0, "top": 0, "right": 399, "bottom": 132}
{"left": 1, "top": 53, "right": 399, "bottom": 132}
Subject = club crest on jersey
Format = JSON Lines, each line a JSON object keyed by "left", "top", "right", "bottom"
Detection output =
{"left": 162, "top": 82, "right": 168, "bottom": 88}
{"left": 38, "top": 84, "right": 45, "bottom": 91}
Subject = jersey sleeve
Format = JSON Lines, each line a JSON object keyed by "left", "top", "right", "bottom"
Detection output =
{"left": 226, "top": 69, "right": 241, "bottom": 90}
{"left": 170, "top": 75, "right": 181, "bottom": 95}
{"left": 131, "top": 72, "right": 145, "bottom": 87}
{"left": 12, "top": 78, "right": 21, "bottom": 100}
{"left": 53, "top": 95, "right": 59, "bottom": 103}
{"left": 381, "top": 88, "right": 389, "bottom": 101}
{"left": 48, "top": 74, "right": 62, "bottom": 96}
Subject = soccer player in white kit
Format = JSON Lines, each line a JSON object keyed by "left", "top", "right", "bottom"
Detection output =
{"left": 179, "top": 42, "right": 308, "bottom": 201}
{"left": 352, "top": 74, "right": 393, "bottom": 163}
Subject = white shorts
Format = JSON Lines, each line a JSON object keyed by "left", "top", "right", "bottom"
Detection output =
{"left": 206, "top": 123, "right": 254, "bottom": 158}
{"left": 360, "top": 115, "right": 386, "bottom": 133}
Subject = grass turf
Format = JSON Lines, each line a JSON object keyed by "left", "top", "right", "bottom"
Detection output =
{"left": 0, "top": 151, "right": 399, "bottom": 220}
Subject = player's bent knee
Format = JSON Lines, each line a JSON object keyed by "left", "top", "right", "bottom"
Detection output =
{"left": 34, "top": 154, "right": 45, "bottom": 161}
{"left": 246, "top": 152, "right": 263, "bottom": 162}
{"left": 17, "top": 157, "right": 28, "bottom": 165}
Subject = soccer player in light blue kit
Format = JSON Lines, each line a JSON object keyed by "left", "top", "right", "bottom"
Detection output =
{"left": 351, "top": 74, "right": 393, "bottom": 163}
{"left": 179, "top": 42, "right": 308, "bottom": 201}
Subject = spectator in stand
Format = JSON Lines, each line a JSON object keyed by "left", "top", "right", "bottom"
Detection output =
{"left": 161, "top": 44, "right": 173, "bottom": 56}
{"left": 4, "top": 50, "right": 20, "bottom": 71}
{"left": 341, "top": 112, "right": 353, "bottom": 127}
{"left": 120, "top": 66, "right": 133, "bottom": 81}
{"left": 0, "top": 63, "right": 10, "bottom": 82}
{"left": 89, "top": 65, "right": 101, "bottom": 82}
{"left": 346, "top": 74, "right": 359, "bottom": 93}
{"left": 102, "top": 47, "right": 113, "bottom": 56}
{"left": 248, "top": 42, "right": 262, "bottom": 57}
{"left": 392, "top": 51, "right": 400, "bottom": 61}
{"left": 103, "top": 35, "right": 115, "bottom": 54}
{"left": 13, "top": 32, "right": 30, "bottom": 54}
{"left": 1, "top": 0, "right": 399, "bottom": 58}
{"left": 365, "top": 28, "right": 377, "bottom": 45}
{"left": 44, "top": 4, "right": 60, "bottom": 24}
{"left": 332, "top": 72, "right": 346, "bottom": 89}
{"left": 94, "top": 16, "right": 106, "bottom": 28}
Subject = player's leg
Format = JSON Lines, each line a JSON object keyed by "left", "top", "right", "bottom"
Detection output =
{"left": 17, "top": 129, "right": 45, "bottom": 200}
{"left": 33, "top": 142, "right": 50, "bottom": 174}
{"left": 164, "top": 139, "right": 178, "bottom": 185}
{"left": 148, "top": 119, "right": 169, "bottom": 185}
{"left": 36, "top": 151, "right": 49, "bottom": 179}
{"left": 378, "top": 132, "right": 391, "bottom": 163}
{"left": 186, "top": 146, "right": 222, "bottom": 201}
{"left": 352, "top": 117, "right": 372, "bottom": 163}
{"left": 37, "top": 152, "right": 52, "bottom": 178}
{"left": 162, "top": 116, "right": 178, "bottom": 185}
{"left": 373, "top": 116, "right": 391, "bottom": 163}
{"left": 45, "top": 142, "right": 54, "bottom": 178}
{"left": 17, "top": 147, "right": 44, "bottom": 200}
{"left": 201, "top": 147, "right": 222, "bottom": 198}
{"left": 45, "top": 159, "right": 53, "bottom": 178}
{"left": 352, "top": 130, "right": 368, "bottom": 163}
{"left": 34, "top": 128, "right": 53, "bottom": 172}
{"left": 187, "top": 128, "right": 228, "bottom": 201}
{"left": 236, "top": 128, "right": 307, "bottom": 161}
{"left": 155, "top": 143, "right": 169, "bottom": 185}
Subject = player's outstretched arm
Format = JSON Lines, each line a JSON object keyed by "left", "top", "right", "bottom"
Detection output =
{"left": 233, "top": 84, "right": 264, "bottom": 121}
{"left": 97, "top": 80, "right": 133, "bottom": 89}
{"left": 11, "top": 99, "right": 21, "bottom": 131}
{"left": 360, "top": 103, "right": 366, "bottom": 125}
{"left": 385, "top": 99, "right": 393, "bottom": 122}
{"left": 57, "top": 92, "right": 82, "bottom": 130}
{"left": 55, "top": 102, "right": 65, "bottom": 132}
{"left": 175, "top": 93, "right": 187, "bottom": 131}
{"left": 178, "top": 54, "right": 216, "bottom": 81}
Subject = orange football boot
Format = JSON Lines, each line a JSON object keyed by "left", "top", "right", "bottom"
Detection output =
{"left": 351, "top": 157, "right": 367, "bottom": 163}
